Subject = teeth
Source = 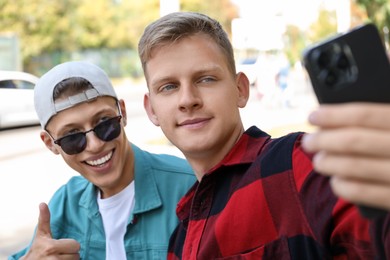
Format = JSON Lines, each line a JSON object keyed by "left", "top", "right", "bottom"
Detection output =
{"left": 86, "top": 151, "right": 113, "bottom": 166}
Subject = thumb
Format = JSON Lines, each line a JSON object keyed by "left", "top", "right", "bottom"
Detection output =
{"left": 36, "top": 202, "right": 52, "bottom": 238}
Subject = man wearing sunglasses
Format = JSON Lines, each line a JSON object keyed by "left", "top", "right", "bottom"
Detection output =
{"left": 10, "top": 61, "right": 195, "bottom": 259}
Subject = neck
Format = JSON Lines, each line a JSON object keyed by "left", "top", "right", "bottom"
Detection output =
{"left": 100, "top": 142, "right": 135, "bottom": 199}
{"left": 186, "top": 126, "right": 245, "bottom": 181}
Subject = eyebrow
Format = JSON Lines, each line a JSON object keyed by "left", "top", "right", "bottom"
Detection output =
{"left": 149, "top": 64, "right": 224, "bottom": 88}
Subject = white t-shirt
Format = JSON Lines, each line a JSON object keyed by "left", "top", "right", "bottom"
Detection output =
{"left": 98, "top": 181, "right": 135, "bottom": 260}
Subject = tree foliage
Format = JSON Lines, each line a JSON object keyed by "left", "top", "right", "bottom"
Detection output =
{"left": 283, "top": 7, "right": 338, "bottom": 66}
{"left": 283, "top": 25, "right": 307, "bottom": 66}
{"left": 353, "top": 0, "right": 390, "bottom": 39}
{"left": 354, "top": 0, "right": 390, "bottom": 25}
{"left": 181, "top": 0, "right": 238, "bottom": 35}
{"left": 0, "top": 0, "right": 238, "bottom": 72}
{"left": 308, "top": 8, "right": 338, "bottom": 43}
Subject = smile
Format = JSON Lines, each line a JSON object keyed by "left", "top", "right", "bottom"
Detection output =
{"left": 85, "top": 151, "right": 113, "bottom": 166}
{"left": 179, "top": 118, "right": 210, "bottom": 128}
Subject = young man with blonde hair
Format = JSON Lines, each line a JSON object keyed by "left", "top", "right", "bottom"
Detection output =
{"left": 139, "top": 12, "right": 390, "bottom": 259}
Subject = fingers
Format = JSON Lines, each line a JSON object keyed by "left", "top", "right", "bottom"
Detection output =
{"left": 302, "top": 103, "right": 390, "bottom": 212}
{"left": 303, "top": 103, "right": 390, "bottom": 157}
{"left": 24, "top": 203, "right": 81, "bottom": 259}
{"left": 302, "top": 128, "right": 390, "bottom": 157}
{"left": 36, "top": 203, "right": 52, "bottom": 238}
{"left": 25, "top": 238, "right": 80, "bottom": 259}
{"left": 311, "top": 151, "right": 390, "bottom": 184}
{"left": 331, "top": 177, "right": 390, "bottom": 211}
{"left": 23, "top": 252, "right": 79, "bottom": 260}
{"left": 58, "top": 254, "right": 80, "bottom": 260}
{"left": 308, "top": 103, "right": 390, "bottom": 129}
{"left": 52, "top": 239, "right": 81, "bottom": 255}
{"left": 32, "top": 239, "right": 80, "bottom": 256}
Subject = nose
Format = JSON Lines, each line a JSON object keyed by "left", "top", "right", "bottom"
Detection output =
{"left": 85, "top": 130, "right": 105, "bottom": 152}
{"left": 178, "top": 84, "right": 202, "bottom": 111}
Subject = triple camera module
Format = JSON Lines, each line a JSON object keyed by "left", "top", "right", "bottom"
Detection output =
{"left": 308, "top": 42, "right": 358, "bottom": 90}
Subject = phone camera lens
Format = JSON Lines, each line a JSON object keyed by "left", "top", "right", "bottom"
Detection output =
{"left": 317, "top": 51, "right": 331, "bottom": 68}
{"left": 337, "top": 53, "right": 350, "bottom": 69}
{"left": 324, "top": 69, "right": 338, "bottom": 87}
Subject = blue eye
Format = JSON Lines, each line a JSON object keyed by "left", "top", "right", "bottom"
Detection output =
{"left": 199, "top": 77, "right": 215, "bottom": 84}
{"left": 161, "top": 84, "right": 177, "bottom": 92}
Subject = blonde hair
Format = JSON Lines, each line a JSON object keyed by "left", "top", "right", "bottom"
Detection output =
{"left": 138, "top": 12, "right": 236, "bottom": 77}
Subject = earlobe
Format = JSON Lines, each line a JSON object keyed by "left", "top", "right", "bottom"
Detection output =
{"left": 236, "top": 72, "right": 250, "bottom": 108}
{"left": 40, "top": 131, "right": 60, "bottom": 155}
{"left": 143, "top": 93, "right": 160, "bottom": 126}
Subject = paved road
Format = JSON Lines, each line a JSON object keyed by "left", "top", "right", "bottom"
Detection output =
{"left": 0, "top": 70, "right": 318, "bottom": 258}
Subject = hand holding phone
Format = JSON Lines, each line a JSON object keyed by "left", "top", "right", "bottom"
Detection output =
{"left": 302, "top": 23, "right": 390, "bottom": 219}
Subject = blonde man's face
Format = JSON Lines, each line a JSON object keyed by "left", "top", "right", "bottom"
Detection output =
{"left": 143, "top": 34, "right": 249, "bottom": 173}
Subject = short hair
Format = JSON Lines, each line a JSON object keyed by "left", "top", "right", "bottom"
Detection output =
{"left": 138, "top": 12, "right": 236, "bottom": 78}
{"left": 52, "top": 77, "right": 94, "bottom": 101}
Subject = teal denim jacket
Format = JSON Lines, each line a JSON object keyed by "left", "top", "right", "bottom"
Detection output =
{"left": 10, "top": 144, "right": 195, "bottom": 259}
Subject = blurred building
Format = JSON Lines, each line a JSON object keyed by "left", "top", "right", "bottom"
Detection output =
{"left": 0, "top": 33, "right": 21, "bottom": 71}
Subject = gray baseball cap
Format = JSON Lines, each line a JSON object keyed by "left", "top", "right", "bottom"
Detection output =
{"left": 34, "top": 61, "right": 117, "bottom": 128}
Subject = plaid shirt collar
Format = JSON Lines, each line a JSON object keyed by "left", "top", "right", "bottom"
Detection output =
{"left": 176, "top": 126, "right": 271, "bottom": 221}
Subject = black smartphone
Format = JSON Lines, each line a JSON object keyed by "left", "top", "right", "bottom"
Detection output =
{"left": 302, "top": 23, "right": 390, "bottom": 219}
{"left": 303, "top": 23, "right": 390, "bottom": 104}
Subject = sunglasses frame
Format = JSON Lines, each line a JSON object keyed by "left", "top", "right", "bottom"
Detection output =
{"left": 46, "top": 101, "right": 123, "bottom": 155}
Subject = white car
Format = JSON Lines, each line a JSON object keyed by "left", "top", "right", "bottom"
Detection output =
{"left": 0, "top": 70, "right": 39, "bottom": 129}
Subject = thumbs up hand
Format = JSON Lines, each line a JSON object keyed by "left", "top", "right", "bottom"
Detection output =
{"left": 20, "top": 203, "right": 80, "bottom": 260}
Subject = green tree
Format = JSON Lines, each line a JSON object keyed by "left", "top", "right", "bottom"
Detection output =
{"left": 282, "top": 7, "right": 337, "bottom": 66}
{"left": 0, "top": 0, "right": 159, "bottom": 70}
{"left": 354, "top": 0, "right": 390, "bottom": 39}
{"left": 307, "top": 8, "right": 338, "bottom": 44}
{"left": 0, "top": 0, "right": 238, "bottom": 75}
{"left": 283, "top": 25, "right": 307, "bottom": 66}
{"left": 0, "top": 0, "right": 79, "bottom": 61}
{"left": 181, "top": 0, "right": 239, "bottom": 35}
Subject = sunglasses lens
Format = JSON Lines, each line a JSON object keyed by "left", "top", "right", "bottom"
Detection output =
{"left": 54, "top": 116, "right": 121, "bottom": 155}
{"left": 58, "top": 133, "right": 87, "bottom": 155}
{"left": 95, "top": 117, "right": 121, "bottom": 142}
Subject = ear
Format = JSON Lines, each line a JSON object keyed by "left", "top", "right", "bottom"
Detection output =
{"left": 40, "top": 131, "right": 60, "bottom": 155}
{"left": 118, "top": 99, "right": 127, "bottom": 126}
{"left": 143, "top": 93, "right": 160, "bottom": 126}
{"left": 236, "top": 72, "right": 250, "bottom": 108}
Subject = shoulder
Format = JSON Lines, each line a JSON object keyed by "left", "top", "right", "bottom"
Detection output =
{"left": 270, "top": 131, "right": 304, "bottom": 147}
{"left": 141, "top": 150, "right": 196, "bottom": 187}
{"left": 269, "top": 133, "right": 323, "bottom": 196}
{"left": 48, "top": 176, "right": 91, "bottom": 205}
{"left": 60, "top": 175, "right": 90, "bottom": 192}
{"left": 151, "top": 153, "right": 192, "bottom": 173}
{"left": 265, "top": 132, "right": 309, "bottom": 167}
{"left": 149, "top": 152, "right": 194, "bottom": 180}
{"left": 136, "top": 147, "right": 193, "bottom": 176}
{"left": 260, "top": 132, "right": 305, "bottom": 168}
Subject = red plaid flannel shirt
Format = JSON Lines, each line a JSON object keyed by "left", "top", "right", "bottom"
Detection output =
{"left": 168, "top": 126, "right": 390, "bottom": 259}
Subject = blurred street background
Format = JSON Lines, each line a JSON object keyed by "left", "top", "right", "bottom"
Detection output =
{"left": 1, "top": 0, "right": 389, "bottom": 258}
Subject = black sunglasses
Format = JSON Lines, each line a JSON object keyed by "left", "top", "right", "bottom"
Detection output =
{"left": 47, "top": 102, "right": 123, "bottom": 155}
{"left": 52, "top": 115, "right": 122, "bottom": 155}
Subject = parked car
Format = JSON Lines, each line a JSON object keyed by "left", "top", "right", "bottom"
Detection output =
{"left": 0, "top": 70, "right": 39, "bottom": 129}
